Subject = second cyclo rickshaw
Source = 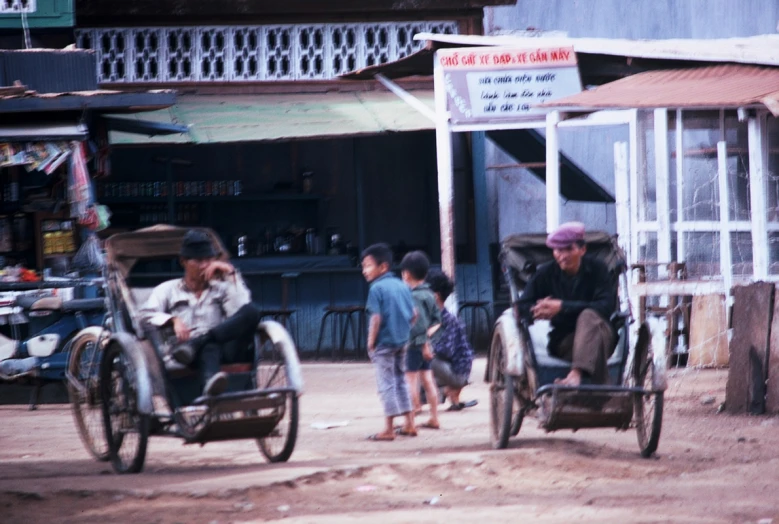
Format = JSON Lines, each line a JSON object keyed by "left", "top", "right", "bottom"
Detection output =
{"left": 487, "top": 231, "right": 665, "bottom": 457}
{"left": 66, "top": 225, "right": 303, "bottom": 473}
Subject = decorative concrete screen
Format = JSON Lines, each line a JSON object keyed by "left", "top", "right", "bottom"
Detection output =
{"left": 76, "top": 22, "right": 458, "bottom": 83}
{"left": 0, "top": 0, "right": 35, "bottom": 13}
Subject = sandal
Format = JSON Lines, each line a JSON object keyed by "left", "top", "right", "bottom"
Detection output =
{"left": 394, "top": 427, "right": 418, "bottom": 437}
{"left": 420, "top": 420, "right": 440, "bottom": 430}
{"left": 367, "top": 433, "right": 395, "bottom": 441}
{"left": 445, "top": 403, "right": 463, "bottom": 412}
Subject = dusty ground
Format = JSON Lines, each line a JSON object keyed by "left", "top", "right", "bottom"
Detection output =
{"left": 1, "top": 359, "right": 778, "bottom": 524}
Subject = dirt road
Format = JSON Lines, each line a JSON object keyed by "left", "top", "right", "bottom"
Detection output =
{"left": 1, "top": 359, "right": 778, "bottom": 524}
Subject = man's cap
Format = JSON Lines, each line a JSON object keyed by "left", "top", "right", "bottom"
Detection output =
{"left": 546, "top": 221, "right": 586, "bottom": 249}
{"left": 180, "top": 229, "right": 218, "bottom": 259}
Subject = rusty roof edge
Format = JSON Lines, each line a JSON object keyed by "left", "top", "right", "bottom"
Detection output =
{"left": 760, "top": 92, "right": 779, "bottom": 118}
{"left": 535, "top": 64, "right": 779, "bottom": 112}
{"left": 413, "top": 33, "right": 779, "bottom": 67}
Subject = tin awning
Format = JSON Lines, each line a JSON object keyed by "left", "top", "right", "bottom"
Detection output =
{"left": 539, "top": 64, "right": 779, "bottom": 116}
{"left": 108, "top": 91, "right": 436, "bottom": 146}
{"left": 0, "top": 122, "right": 89, "bottom": 141}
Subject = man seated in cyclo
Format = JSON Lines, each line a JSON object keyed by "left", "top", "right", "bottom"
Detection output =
{"left": 517, "top": 222, "right": 618, "bottom": 386}
{"left": 140, "top": 229, "right": 261, "bottom": 397}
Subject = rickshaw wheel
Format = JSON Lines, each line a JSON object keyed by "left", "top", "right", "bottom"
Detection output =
{"left": 101, "top": 342, "right": 149, "bottom": 474}
{"left": 255, "top": 337, "right": 299, "bottom": 463}
{"left": 489, "top": 330, "right": 518, "bottom": 449}
{"left": 632, "top": 329, "right": 663, "bottom": 458}
{"left": 67, "top": 331, "right": 110, "bottom": 462}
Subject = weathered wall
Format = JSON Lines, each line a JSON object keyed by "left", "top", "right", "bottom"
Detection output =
{"left": 486, "top": 0, "right": 779, "bottom": 39}
{"left": 482, "top": 0, "right": 778, "bottom": 241}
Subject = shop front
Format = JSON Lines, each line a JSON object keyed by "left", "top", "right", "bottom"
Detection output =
{"left": 99, "top": 89, "right": 476, "bottom": 355}
{"left": 0, "top": 48, "right": 183, "bottom": 400}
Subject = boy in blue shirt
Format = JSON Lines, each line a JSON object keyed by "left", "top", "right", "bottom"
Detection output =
{"left": 400, "top": 251, "right": 442, "bottom": 429}
{"left": 362, "top": 243, "right": 417, "bottom": 441}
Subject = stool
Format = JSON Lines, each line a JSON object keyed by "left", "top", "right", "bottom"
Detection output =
{"left": 257, "top": 309, "right": 297, "bottom": 358}
{"left": 257, "top": 308, "right": 296, "bottom": 330}
{"left": 457, "top": 301, "right": 492, "bottom": 350}
{"left": 315, "top": 305, "right": 366, "bottom": 360}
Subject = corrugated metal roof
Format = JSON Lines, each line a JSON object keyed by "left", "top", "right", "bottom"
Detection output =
{"left": 538, "top": 64, "right": 779, "bottom": 115}
{"left": 0, "top": 49, "right": 97, "bottom": 93}
{"left": 0, "top": 88, "right": 177, "bottom": 114}
{"left": 108, "top": 91, "right": 435, "bottom": 146}
{"left": 414, "top": 33, "right": 779, "bottom": 67}
{"left": 0, "top": 122, "right": 88, "bottom": 141}
{"left": 342, "top": 33, "right": 779, "bottom": 80}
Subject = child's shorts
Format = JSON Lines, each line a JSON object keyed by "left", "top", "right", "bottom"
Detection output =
{"left": 406, "top": 344, "right": 431, "bottom": 372}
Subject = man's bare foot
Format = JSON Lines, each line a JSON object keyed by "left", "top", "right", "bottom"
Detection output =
{"left": 554, "top": 368, "right": 583, "bottom": 386}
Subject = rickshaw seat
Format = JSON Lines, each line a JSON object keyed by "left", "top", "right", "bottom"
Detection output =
{"left": 527, "top": 319, "right": 626, "bottom": 369}
{"left": 15, "top": 294, "right": 51, "bottom": 310}
{"left": 62, "top": 298, "right": 105, "bottom": 312}
{"left": 130, "top": 287, "right": 155, "bottom": 307}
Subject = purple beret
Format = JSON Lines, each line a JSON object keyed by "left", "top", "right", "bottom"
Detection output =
{"left": 546, "top": 222, "right": 585, "bottom": 249}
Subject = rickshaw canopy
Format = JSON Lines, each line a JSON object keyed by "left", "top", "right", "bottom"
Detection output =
{"left": 104, "top": 225, "right": 228, "bottom": 279}
{"left": 500, "top": 231, "right": 626, "bottom": 286}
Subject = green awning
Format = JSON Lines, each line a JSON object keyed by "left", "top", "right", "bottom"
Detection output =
{"left": 108, "top": 91, "right": 435, "bottom": 146}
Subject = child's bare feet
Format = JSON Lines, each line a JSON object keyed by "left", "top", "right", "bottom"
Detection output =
{"left": 395, "top": 426, "right": 418, "bottom": 436}
{"left": 367, "top": 432, "right": 395, "bottom": 441}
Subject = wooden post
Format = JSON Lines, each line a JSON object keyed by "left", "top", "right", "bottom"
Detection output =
{"left": 726, "top": 282, "right": 774, "bottom": 414}
{"left": 545, "top": 110, "right": 560, "bottom": 233}
{"left": 748, "top": 113, "right": 768, "bottom": 279}
{"left": 654, "top": 109, "right": 671, "bottom": 280}
{"left": 433, "top": 51, "right": 457, "bottom": 312}
{"left": 688, "top": 294, "right": 729, "bottom": 368}
{"left": 767, "top": 289, "right": 779, "bottom": 413}
{"left": 471, "top": 131, "right": 492, "bottom": 304}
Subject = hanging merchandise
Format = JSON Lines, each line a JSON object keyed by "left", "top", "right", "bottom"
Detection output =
{"left": 78, "top": 204, "right": 112, "bottom": 232}
{"left": 93, "top": 121, "right": 112, "bottom": 179}
{"left": 71, "top": 233, "right": 105, "bottom": 273}
{"left": 68, "top": 141, "right": 93, "bottom": 219}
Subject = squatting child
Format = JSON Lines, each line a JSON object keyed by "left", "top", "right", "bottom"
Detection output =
{"left": 361, "top": 243, "right": 417, "bottom": 441}
{"left": 400, "top": 250, "right": 442, "bottom": 429}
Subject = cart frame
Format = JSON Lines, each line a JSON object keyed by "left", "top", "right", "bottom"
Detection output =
{"left": 67, "top": 225, "right": 303, "bottom": 473}
{"left": 486, "top": 231, "right": 665, "bottom": 457}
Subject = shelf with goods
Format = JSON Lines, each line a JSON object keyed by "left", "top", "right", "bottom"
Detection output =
{"left": 94, "top": 176, "right": 328, "bottom": 259}
{"left": 34, "top": 212, "right": 79, "bottom": 272}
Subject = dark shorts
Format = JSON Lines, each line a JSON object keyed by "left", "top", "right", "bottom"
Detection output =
{"left": 406, "top": 345, "right": 431, "bottom": 372}
{"left": 431, "top": 358, "right": 469, "bottom": 389}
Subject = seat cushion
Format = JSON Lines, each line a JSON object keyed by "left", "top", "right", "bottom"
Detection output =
{"left": 130, "top": 287, "right": 155, "bottom": 306}
{"left": 528, "top": 319, "right": 625, "bottom": 368}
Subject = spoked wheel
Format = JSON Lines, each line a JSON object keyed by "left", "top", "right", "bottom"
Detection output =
{"left": 255, "top": 334, "right": 299, "bottom": 463}
{"left": 67, "top": 331, "right": 109, "bottom": 461}
{"left": 632, "top": 323, "right": 663, "bottom": 458}
{"left": 489, "top": 330, "right": 518, "bottom": 449}
{"left": 101, "top": 342, "right": 149, "bottom": 474}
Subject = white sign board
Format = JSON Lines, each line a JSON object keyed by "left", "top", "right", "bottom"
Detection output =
{"left": 437, "top": 46, "right": 582, "bottom": 124}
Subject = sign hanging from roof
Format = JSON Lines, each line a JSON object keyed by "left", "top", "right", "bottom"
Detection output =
{"left": 436, "top": 46, "right": 582, "bottom": 124}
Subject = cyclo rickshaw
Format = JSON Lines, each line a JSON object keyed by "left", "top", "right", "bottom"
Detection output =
{"left": 487, "top": 231, "right": 665, "bottom": 457}
{"left": 65, "top": 225, "right": 303, "bottom": 473}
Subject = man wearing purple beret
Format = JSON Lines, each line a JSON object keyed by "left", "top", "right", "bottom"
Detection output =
{"left": 517, "top": 222, "right": 617, "bottom": 386}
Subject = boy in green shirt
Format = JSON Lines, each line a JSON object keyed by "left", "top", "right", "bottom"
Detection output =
{"left": 400, "top": 251, "right": 442, "bottom": 430}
